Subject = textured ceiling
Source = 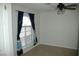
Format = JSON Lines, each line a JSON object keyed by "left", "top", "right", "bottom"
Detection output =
{"left": 14, "top": 3, "right": 79, "bottom": 12}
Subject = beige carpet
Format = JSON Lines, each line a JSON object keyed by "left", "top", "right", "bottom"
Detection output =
{"left": 22, "top": 44, "right": 77, "bottom": 56}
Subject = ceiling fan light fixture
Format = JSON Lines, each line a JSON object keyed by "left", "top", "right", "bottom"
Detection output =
{"left": 57, "top": 3, "right": 65, "bottom": 15}
{"left": 57, "top": 9, "right": 65, "bottom": 15}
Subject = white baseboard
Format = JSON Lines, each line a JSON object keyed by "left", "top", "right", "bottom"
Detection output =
{"left": 39, "top": 43, "right": 77, "bottom": 50}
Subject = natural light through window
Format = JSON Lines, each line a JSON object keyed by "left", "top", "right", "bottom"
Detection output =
{"left": 22, "top": 16, "right": 31, "bottom": 26}
{"left": 20, "top": 14, "right": 33, "bottom": 48}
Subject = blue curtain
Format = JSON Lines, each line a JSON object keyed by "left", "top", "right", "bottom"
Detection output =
{"left": 29, "top": 13, "right": 38, "bottom": 45}
{"left": 17, "top": 11, "right": 24, "bottom": 56}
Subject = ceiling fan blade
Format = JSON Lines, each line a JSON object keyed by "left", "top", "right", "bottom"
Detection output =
{"left": 64, "top": 7, "right": 76, "bottom": 10}
{"left": 66, "top": 4, "right": 77, "bottom": 7}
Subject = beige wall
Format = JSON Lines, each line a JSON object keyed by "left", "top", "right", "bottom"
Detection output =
{"left": 39, "top": 10, "right": 79, "bottom": 49}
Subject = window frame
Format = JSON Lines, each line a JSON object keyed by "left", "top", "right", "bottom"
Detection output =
{"left": 20, "top": 13, "right": 33, "bottom": 48}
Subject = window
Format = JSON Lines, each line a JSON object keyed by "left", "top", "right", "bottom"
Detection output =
{"left": 20, "top": 13, "right": 33, "bottom": 48}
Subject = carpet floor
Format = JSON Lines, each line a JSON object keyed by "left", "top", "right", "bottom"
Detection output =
{"left": 22, "top": 44, "right": 77, "bottom": 56}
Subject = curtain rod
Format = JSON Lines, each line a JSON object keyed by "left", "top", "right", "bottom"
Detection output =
{"left": 16, "top": 10, "right": 34, "bottom": 14}
{"left": 16, "top": 10, "right": 28, "bottom": 13}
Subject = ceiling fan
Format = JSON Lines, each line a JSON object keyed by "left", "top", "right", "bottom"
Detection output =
{"left": 45, "top": 3, "right": 77, "bottom": 10}
{"left": 57, "top": 3, "right": 77, "bottom": 10}
{"left": 45, "top": 3, "right": 77, "bottom": 15}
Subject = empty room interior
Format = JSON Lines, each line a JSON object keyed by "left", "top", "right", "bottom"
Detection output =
{"left": 1, "top": 3, "right": 79, "bottom": 56}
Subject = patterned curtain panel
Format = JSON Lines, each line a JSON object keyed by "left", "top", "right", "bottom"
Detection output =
{"left": 28, "top": 13, "right": 38, "bottom": 45}
{"left": 17, "top": 11, "right": 24, "bottom": 56}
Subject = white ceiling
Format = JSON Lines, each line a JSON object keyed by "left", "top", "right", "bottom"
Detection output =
{"left": 14, "top": 3, "right": 79, "bottom": 12}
